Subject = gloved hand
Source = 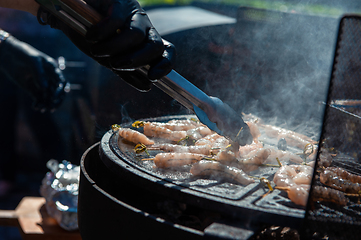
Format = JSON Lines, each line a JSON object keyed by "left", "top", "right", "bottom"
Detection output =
{"left": 37, "top": 0, "right": 176, "bottom": 92}
{"left": 0, "top": 33, "right": 68, "bottom": 112}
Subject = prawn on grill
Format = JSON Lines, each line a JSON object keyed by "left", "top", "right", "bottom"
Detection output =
{"left": 315, "top": 149, "right": 333, "bottom": 168}
{"left": 320, "top": 167, "right": 361, "bottom": 193}
{"left": 193, "top": 133, "right": 230, "bottom": 155}
{"left": 186, "top": 126, "right": 213, "bottom": 140}
{"left": 246, "top": 121, "right": 261, "bottom": 142}
{"left": 273, "top": 165, "right": 314, "bottom": 206}
{"left": 276, "top": 185, "right": 349, "bottom": 207}
{"left": 273, "top": 165, "right": 314, "bottom": 188}
{"left": 213, "top": 148, "right": 271, "bottom": 172}
{"left": 213, "top": 149, "right": 238, "bottom": 162}
{"left": 278, "top": 134, "right": 315, "bottom": 150}
{"left": 238, "top": 148, "right": 272, "bottom": 172}
{"left": 166, "top": 119, "right": 204, "bottom": 129}
{"left": 143, "top": 122, "right": 187, "bottom": 142}
{"left": 118, "top": 128, "right": 155, "bottom": 145}
{"left": 190, "top": 160, "right": 255, "bottom": 185}
{"left": 150, "top": 143, "right": 212, "bottom": 155}
{"left": 149, "top": 135, "right": 229, "bottom": 157}
{"left": 195, "top": 133, "right": 225, "bottom": 146}
{"left": 149, "top": 152, "right": 206, "bottom": 168}
{"left": 267, "top": 148, "right": 304, "bottom": 165}
{"left": 134, "top": 119, "right": 203, "bottom": 131}
{"left": 152, "top": 121, "right": 199, "bottom": 131}
{"left": 259, "top": 124, "right": 314, "bottom": 142}
{"left": 258, "top": 124, "right": 316, "bottom": 149}
{"left": 238, "top": 141, "right": 264, "bottom": 158}
{"left": 310, "top": 186, "right": 349, "bottom": 206}
{"left": 276, "top": 184, "right": 310, "bottom": 207}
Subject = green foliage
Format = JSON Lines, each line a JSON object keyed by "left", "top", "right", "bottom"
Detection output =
{"left": 139, "top": 0, "right": 192, "bottom": 6}
{"left": 139, "top": 0, "right": 352, "bottom": 17}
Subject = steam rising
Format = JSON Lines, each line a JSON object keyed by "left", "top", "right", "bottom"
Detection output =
{"left": 162, "top": 6, "right": 340, "bottom": 140}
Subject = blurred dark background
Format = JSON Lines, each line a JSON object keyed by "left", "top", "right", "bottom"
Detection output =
{"left": 0, "top": 0, "right": 360, "bottom": 239}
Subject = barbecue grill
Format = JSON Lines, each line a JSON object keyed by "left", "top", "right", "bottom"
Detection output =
{"left": 77, "top": 6, "right": 361, "bottom": 240}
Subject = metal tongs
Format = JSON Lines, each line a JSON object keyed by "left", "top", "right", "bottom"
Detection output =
{"left": 35, "top": 0, "right": 253, "bottom": 146}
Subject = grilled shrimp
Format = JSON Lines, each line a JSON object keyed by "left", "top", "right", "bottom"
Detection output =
{"left": 278, "top": 184, "right": 349, "bottom": 207}
{"left": 276, "top": 184, "right": 310, "bottom": 207}
{"left": 190, "top": 160, "right": 255, "bottom": 185}
{"left": 213, "top": 148, "right": 271, "bottom": 172}
{"left": 267, "top": 148, "right": 304, "bottom": 164}
{"left": 239, "top": 148, "right": 271, "bottom": 172}
{"left": 310, "top": 186, "right": 349, "bottom": 206}
{"left": 186, "top": 126, "right": 213, "bottom": 140}
{"left": 167, "top": 119, "right": 204, "bottom": 129}
{"left": 194, "top": 133, "right": 230, "bottom": 154}
{"left": 316, "top": 149, "right": 333, "bottom": 168}
{"left": 259, "top": 124, "right": 316, "bottom": 149}
{"left": 118, "top": 128, "right": 155, "bottom": 145}
{"left": 213, "top": 150, "right": 237, "bottom": 162}
{"left": 288, "top": 184, "right": 310, "bottom": 206}
{"left": 320, "top": 167, "right": 361, "bottom": 193}
{"left": 152, "top": 152, "right": 205, "bottom": 168}
{"left": 145, "top": 119, "right": 203, "bottom": 131}
{"left": 246, "top": 121, "right": 261, "bottom": 142}
{"left": 211, "top": 137, "right": 230, "bottom": 150}
{"left": 143, "top": 122, "right": 187, "bottom": 142}
{"left": 195, "top": 133, "right": 223, "bottom": 146}
{"left": 151, "top": 143, "right": 211, "bottom": 155}
{"left": 278, "top": 133, "right": 314, "bottom": 149}
{"left": 238, "top": 141, "right": 264, "bottom": 157}
{"left": 260, "top": 124, "right": 314, "bottom": 142}
{"left": 273, "top": 165, "right": 313, "bottom": 188}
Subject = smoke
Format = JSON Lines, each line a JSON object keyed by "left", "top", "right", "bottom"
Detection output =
{"left": 150, "top": 2, "right": 357, "bottom": 139}
{"left": 94, "top": 101, "right": 135, "bottom": 141}
{"left": 187, "top": 6, "right": 341, "bottom": 140}
{"left": 117, "top": 102, "right": 134, "bottom": 124}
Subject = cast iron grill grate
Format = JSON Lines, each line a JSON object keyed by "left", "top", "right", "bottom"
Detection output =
{"left": 102, "top": 115, "right": 306, "bottom": 228}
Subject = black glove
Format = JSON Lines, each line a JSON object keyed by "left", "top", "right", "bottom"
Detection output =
{"left": 37, "top": 0, "right": 176, "bottom": 92}
{"left": 0, "top": 33, "right": 68, "bottom": 112}
{"left": 112, "top": 39, "right": 176, "bottom": 90}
